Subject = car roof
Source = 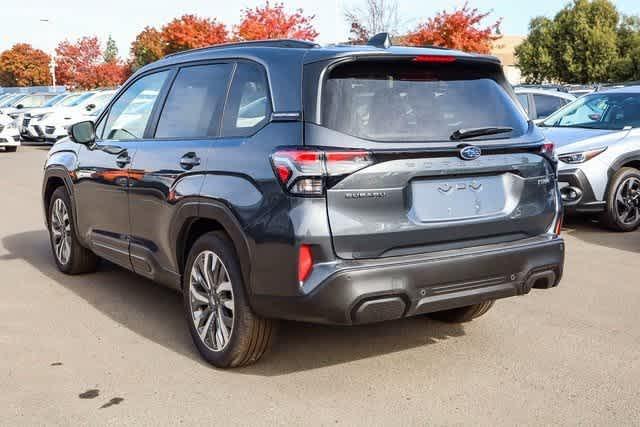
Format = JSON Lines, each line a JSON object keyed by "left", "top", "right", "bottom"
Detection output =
{"left": 134, "top": 39, "right": 502, "bottom": 113}
{"left": 514, "top": 87, "right": 576, "bottom": 100}
{"left": 145, "top": 39, "right": 500, "bottom": 72}
{"left": 598, "top": 85, "right": 640, "bottom": 94}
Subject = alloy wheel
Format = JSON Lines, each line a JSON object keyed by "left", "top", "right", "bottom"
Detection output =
{"left": 188, "top": 250, "right": 235, "bottom": 352}
{"left": 614, "top": 176, "right": 640, "bottom": 225}
{"left": 51, "top": 198, "right": 72, "bottom": 265}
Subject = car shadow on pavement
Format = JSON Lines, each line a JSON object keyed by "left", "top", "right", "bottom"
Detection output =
{"left": 563, "top": 216, "right": 640, "bottom": 253}
{"left": 2, "top": 229, "right": 466, "bottom": 376}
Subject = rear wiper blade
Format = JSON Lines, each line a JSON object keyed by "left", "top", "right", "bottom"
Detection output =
{"left": 450, "top": 126, "right": 513, "bottom": 141}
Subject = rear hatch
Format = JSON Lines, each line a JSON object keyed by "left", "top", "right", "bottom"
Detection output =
{"left": 304, "top": 55, "right": 558, "bottom": 259}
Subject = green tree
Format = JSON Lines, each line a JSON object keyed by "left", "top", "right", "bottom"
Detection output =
{"left": 611, "top": 15, "right": 640, "bottom": 81}
{"left": 553, "top": 0, "right": 619, "bottom": 83}
{"left": 515, "top": 17, "right": 557, "bottom": 83}
{"left": 517, "top": 0, "right": 626, "bottom": 84}
{"left": 103, "top": 35, "right": 119, "bottom": 63}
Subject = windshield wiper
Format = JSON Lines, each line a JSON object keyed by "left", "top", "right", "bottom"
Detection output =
{"left": 450, "top": 126, "right": 513, "bottom": 141}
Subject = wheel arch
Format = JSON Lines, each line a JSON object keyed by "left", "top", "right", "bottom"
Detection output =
{"left": 609, "top": 152, "right": 640, "bottom": 178}
{"left": 173, "top": 201, "right": 253, "bottom": 293}
{"left": 42, "top": 166, "right": 76, "bottom": 228}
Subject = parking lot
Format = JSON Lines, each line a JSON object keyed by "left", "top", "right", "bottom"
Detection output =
{"left": 1, "top": 145, "right": 639, "bottom": 425}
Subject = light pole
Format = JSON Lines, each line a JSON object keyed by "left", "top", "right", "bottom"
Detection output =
{"left": 39, "top": 19, "right": 57, "bottom": 90}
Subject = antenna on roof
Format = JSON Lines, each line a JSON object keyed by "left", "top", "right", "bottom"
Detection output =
{"left": 367, "top": 33, "right": 392, "bottom": 49}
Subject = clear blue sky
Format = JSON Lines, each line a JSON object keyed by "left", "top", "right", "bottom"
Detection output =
{"left": 2, "top": 0, "right": 638, "bottom": 56}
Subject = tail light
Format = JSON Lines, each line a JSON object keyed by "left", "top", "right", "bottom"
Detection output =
{"left": 298, "top": 244, "right": 313, "bottom": 283}
{"left": 541, "top": 141, "right": 555, "bottom": 156}
{"left": 271, "top": 148, "right": 374, "bottom": 196}
{"left": 554, "top": 212, "right": 564, "bottom": 236}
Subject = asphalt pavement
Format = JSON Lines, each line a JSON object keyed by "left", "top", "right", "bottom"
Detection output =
{"left": 1, "top": 146, "right": 639, "bottom": 425}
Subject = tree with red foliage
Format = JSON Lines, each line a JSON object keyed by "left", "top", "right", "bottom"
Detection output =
{"left": 130, "top": 26, "right": 165, "bottom": 70}
{"left": 161, "top": 14, "right": 228, "bottom": 54}
{"left": 55, "top": 36, "right": 102, "bottom": 88}
{"left": 405, "top": 2, "right": 501, "bottom": 54}
{"left": 89, "top": 61, "right": 129, "bottom": 88}
{"left": 56, "top": 36, "right": 128, "bottom": 89}
{"left": 235, "top": 1, "right": 318, "bottom": 41}
{"left": 0, "top": 43, "right": 51, "bottom": 86}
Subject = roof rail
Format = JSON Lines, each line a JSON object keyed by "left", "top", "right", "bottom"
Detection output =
{"left": 367, "top": 32, "right": 392, "bottom": 49}
{"left": 163, "top": 39, "right": 320, "bottom": 59}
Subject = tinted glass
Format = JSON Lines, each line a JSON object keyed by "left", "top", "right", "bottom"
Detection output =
{"left": 1, "top": 95, "right": 24, "bottom": 107}
{"left": 543, "top": 93, "right": 640, "bottom": 130}
{"left": 533, "top": 95, "right": 565, "bottom": 118}
{"left": 17, "top": 95, "right": 47, "bottom": 108}
{"left": 86, "top": 92, "right": 114, "bottom": 114}
{"left": 516, "top": 94, "right": 530, "bottom": 115}
{"left": 42, "top": 94, "right": 67, "bottom": 107}
{"left": 66, "top": 92, "right": 94, "bottom": 107}
{"left": 103, "top": 72, "right": 169, "bottom": 141}
{"left": 59, "top": 94, "right": 81, "bottom": 106}
{"left": 322, "top": 61, "right": 528, "bottom": 142}
{"left": 155, "top": 64, "right": 232, "bottom": 139}
{"left": 222, "top": 62, "right": 270, "bottom": 137}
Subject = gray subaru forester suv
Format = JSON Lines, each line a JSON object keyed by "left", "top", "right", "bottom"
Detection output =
{"left": 42, "top": 35, "right": 564, "bottom": 368}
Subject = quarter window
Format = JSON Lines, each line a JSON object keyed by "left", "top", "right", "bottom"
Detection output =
{"left": 222, "top": 62, "right": 271, "bottom": 137}
{"left": 155, "top": 64, "right": 233, "bottom": 139}
{"left": 103, "top": 71, "right": 169, "bottom": 141}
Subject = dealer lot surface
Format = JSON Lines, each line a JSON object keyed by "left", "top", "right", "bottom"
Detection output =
{"left": 1, "top": 146, "right": 639, "bottom": 425}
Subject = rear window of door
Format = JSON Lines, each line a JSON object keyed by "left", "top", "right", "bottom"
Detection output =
{"left": 322, "top": 60, "right": 528, "bottom": 142}
{"left": 222, "top": 62, "right": 271, "bottom": 137}
{"left": 102, "top": 71, "right": 170, "bottom": 140}
{"left": 155, "top": 63, "right": 233, "bottom": 139}
{"left": 533, "top": 94, "right": 566, "bottom": 119}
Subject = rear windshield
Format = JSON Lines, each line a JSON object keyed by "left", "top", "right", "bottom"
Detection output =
{"left": 322, "top": 61, "right": 528, "bottom": 142}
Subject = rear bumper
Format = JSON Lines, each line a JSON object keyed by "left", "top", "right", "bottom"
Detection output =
{"left": 251, "top": 235, "right": 564, "bottom": 325}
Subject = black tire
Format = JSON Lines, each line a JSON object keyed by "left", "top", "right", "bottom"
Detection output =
{"left": 601, "top": 167, "right": 640, "bottom": 232}
{"left": 427, "top": 300, "right": 495, "bottom": 323}
{"left": 47, "top": 187, "right": 98, "bottom": 274}
{"left": 183, "top": 231, "right": 277, "bottom": 368}
{"left": 4, "top": 146, "right": 17, "bottom": 152}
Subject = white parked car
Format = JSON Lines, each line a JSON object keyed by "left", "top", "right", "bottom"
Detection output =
{"left": 20, "top": 92, "right": 87, "bottom": 141}
{"left": 29, "top": 90, "right": 115, "bottom": 143}
{"left": 0, "top": 92, "right": 57, "bottom": 116}
{"left": 0, "top": 114, "right": 20, "bottom": 152}
{"left": 515, "top": 88, "right": 576, "bottom": 123}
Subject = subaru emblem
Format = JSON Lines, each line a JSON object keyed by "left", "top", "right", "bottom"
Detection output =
{"left": 460, "top": 146, "right": 481, "bottom": 161}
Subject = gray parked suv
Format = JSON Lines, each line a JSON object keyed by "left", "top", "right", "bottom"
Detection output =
{"left": 42, "top": 36, "right": 564, "bottom": 368}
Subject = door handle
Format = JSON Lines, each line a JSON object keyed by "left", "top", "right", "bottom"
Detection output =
{"left": 180, "top": 152, "right": 201, "bottom": 170}
{"left": 116, "top": 152, "right": 131, "bottom": 168}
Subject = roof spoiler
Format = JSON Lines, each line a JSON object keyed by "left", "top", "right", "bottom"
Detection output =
{"left": 367, "top": 33, "right": 392, "bottom": 49}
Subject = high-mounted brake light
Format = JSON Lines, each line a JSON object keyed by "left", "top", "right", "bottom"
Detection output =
{"left": 413, "top": 55, "right": 457, "bottom": 63}
{"left": 271, "top": 148, "right": 374, "bottom": 196}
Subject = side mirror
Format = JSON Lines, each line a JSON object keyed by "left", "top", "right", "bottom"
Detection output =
{"left": 69, "top": 121, "right": 96, "bottom": 145}
{"left": 15, "top": 104, "right": 24, "bottom": 109}
{"left": 86, "top": 103, "right": 96, "bottom": 111}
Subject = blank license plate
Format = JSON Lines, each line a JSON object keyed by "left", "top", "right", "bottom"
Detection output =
{"left": 411, "top": 175, "right": 507, "bottom": 221}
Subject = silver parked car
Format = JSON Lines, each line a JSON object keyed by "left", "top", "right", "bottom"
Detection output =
{"left": 540, "top": 86, "right": 640, "bottom": 231}
{"left": 515, "top": 88, "right": 576, "bottom": 123}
